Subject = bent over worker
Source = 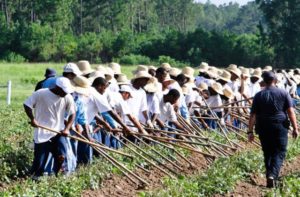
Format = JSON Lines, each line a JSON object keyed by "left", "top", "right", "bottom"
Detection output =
{"left": 248, "top": 71, "right": 299, "bottom": 188}
{"left": 24, "top": 77, "right": 75, "bottom": 180}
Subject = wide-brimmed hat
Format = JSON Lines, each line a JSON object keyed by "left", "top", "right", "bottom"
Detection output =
{"left": 72, "top": 76, "right": 91, "bottom": 96}
{"left": 211, "top": 82, "right": 223, "bottom": 95}
{"left": 104, "top": 67, "right": 114, "bottom": 82}
{"left": 198, "top": 62, "right": 209, "bottom": 73}
{"left": 263, "top": 65, "right": 273, "bottom": 72}
{"left": 207, "top": 67, "right": 219, "bottom": 79}
{"left": 241, "top": 68, "right": 250, "bottom": 77}
{"left": 169, "top": 68, "right": 181, "bottom": 78}
{"left": 77, "top": 60, "right": 94, "bottom": 75}
{"left": 223, "top": 86, "right": 234, "bottom": 99}
{"left": 88, "top": 71, "right": 105, "bottom": 83}
{"left": 226, "top": 64, "right": 241, "bottom": 78}
{"left": 161, "top": 63, "right": 172, "bottom": 71}
{"left": 148, "top": 65, "right": 157, "bottom": 71}
{"left": 63, "top": 63, "right": 82, "bottom": 76}
{"left": 218, "top": 70, "right": 231, "bottom": 82}
{"left": 181, "top": 67, "right": 194, "bottom": 79}
{"left": 251, "top": 69, "right": 262, "bottom": 79}
{"left": 119, "top": 85, "right": 133, "bottom": 98}
{"left": 163, "top": 73, "right": 175, "bottom": 84}
{"left": 181, "top": 84, "right": 189, "bottom": 95}
{"left": 132, "top": 65, "right": 148, "bottom": 75}
{"left": 117, "top": 74, "right": 130, "bottom": 85}
{"left": 144, "top": 78, "right": 160, "bottom": 93}
{"left": 44, "top": 68, "right": 56, "bottom": 78}
{"left": 108, "top": 62, "right": 122, "bottom": 75}
{"left": 249, "top": 68, "right": 254, "bottom": 75}
{"left": 132, "top": 70, "right": 152, "bottom": 81}
{"left": 197, "top": 82, "right": 208, "bottom": 91}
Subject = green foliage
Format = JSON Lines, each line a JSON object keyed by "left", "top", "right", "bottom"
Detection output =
{"left": 119, "top": 54, "right": 151, "bottom": 65}
{"left": 1, "top": 52, "right": 27, "bottom": 63}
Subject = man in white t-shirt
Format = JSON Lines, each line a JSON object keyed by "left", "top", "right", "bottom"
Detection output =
{"left": 156, "top": 89, "right": 185, "bottom": 131}
{"left": 24, "top": 77, "right": 76, "bottom": 179}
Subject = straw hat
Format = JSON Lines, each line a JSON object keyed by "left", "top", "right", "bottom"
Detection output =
{"left": 132, "top": 70, "right": 152, "bottom": 81}
{"left": 117, "top": 74, "right": 130, "bottom": 85}
{"left": 226, "top": 64, "right": 241, "bottom": 78}
{"left": 77, "top": 60, "right": 94, "bottom": 75}
{"left": 207, "top": 67, "right": 219, "bottom": 78}
{"left": 249, "top": 68, "right": 254, "bottom": 75}
{"left": 96, "top": 65, "right": 107, "bottom": 73}
{"left": 218, "top": 70, "right": 231, "bottom": 82}
{"left": 169, "top": 68, "right": 181, "bottom": 78}
{"left": 163, "top": 74, "right": 175, "bottom": 84}
{"left": 104, "top": 67, "right": 114, "bottom": 81}
{"left": 148, "top": 65, "right": 157, "bottom": 71}
{"left": 198, "top": 62, "right": 209, "bottom": 73}
{"left": 211, "top": 82, "right": 223, "bottom": 95}
{"left": 73, "top": 76, "right": 91, "bottom": 96}
{"left": 264, "top": 65, "right": 273, "bottom": 72}
{"left": 241, "top": 68, "right": 250, "bottom": 77}
{"left": 144, "top": 78, "right": 160, "bottom": 93}
{"left": 108, "top": 62, "right": 122, "bottom": 75}
{"left": 161, "top": 63, "right": 172, "bottom": 71}
{"left": 88, "top": 71, "right": 105, "bottom": 83}
{"left": 223, "top": 86, "right": 234, "bottom": 99}
{"left": 181, "top": 67, "right": 194, "bottom": 79}
{"left": 197, "top": 82, "right": 208, "bottom": 91}
{"left": 132, "top": 65, "right": 148, "bottom": 75}
{"left": 251, "top": 69, "right": 262, "bottom": 79}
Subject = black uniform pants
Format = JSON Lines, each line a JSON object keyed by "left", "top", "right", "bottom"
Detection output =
{"left": 257, "top": 122, "right": 288, "bottom": 179}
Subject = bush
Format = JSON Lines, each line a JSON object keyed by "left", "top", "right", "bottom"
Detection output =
{"left": 158, "top": 55, "right": 186, "bottom": 68}
{"left": 3, "top": 52, "right": 27, "bottom": 63}
{"left": 119, "top": 54, "right": 151, "bottom": 65}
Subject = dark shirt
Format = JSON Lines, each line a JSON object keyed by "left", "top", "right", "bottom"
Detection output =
{"left": 35, "top": 79, "right": 47, "bottom": 91}
{"left": 251, "top": 86, "right": 293, "bottom": 122}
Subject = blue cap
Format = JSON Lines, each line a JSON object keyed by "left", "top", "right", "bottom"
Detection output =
{"left": 262, "top": 71, "right": 276, "bottom": 83}
{"left": 45, "top": 68, "right": 56, "bottom": 78}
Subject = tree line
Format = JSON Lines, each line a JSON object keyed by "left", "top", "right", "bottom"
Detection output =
{"left": 0, "top": 0, "right": 299, "bottom": 67}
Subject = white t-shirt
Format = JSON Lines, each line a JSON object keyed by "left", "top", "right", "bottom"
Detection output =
{"left": 147, "top": 93, "right": 160, "bottom": 115}
{"left": 206, "top": 95, "right": 223, "bottom": 112}
{"left": 85, "top": 87, "right": 112, "bottom": 124}
{"left": 248, "top": 82, "right": 261, "bottom": 97}
{"left": 114, "top": 96, "right": 131, "bottom": 124}
{"left": 24, "top": 89, "right": 75, "bottom": 144}
{"left": 158, "top": 94, "right": 177, "bottom": 122}
{"left": 128, "top": 85, "right": 148, "bottom": 122}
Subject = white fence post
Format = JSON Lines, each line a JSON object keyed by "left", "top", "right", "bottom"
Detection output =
{"left": 7, "top": 80, "right": 11, "bottom": 105}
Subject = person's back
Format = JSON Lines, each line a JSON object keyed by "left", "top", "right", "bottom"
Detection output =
{"left": 252, "top": 86, "right": 292, "bottom": 122}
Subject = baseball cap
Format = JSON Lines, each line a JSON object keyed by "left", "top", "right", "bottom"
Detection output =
{"left": 63, "top": 63, "right": 82, "bottom": 76}
{"left": 262, "top": 71, "right": 276, "bottom": 83}
{"left": 44, "top": 68, "right": 56, "bottom": 78}
{"left": 56, "top": 77, "right": 74, "bottom": 94}
{"left": 119, "top": 85, "right": 133, "bottom": 98}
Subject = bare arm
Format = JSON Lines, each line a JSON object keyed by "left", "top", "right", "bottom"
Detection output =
{"left": 108, "top": 110, "right": 131, "bottom": 134}
{"left": 24, "top": 104, "right": 38, "bottom": 127}
{"left": 287, "top": 107, "right": 299, "bottom": 138}
{"left": 61, "top": 113, "right": 75, "bottom": 136}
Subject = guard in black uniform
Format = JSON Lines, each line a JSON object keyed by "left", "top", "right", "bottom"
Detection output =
{"left": 248, "top": 71, "right": 299, "bottom": 188}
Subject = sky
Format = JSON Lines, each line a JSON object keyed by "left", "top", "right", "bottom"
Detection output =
{"left": 196, "top": 0, "right": 253, "bottom": 6}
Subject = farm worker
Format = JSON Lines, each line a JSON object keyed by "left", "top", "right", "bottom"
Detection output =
{"left": 129, "top": 70, "right": 153, "bottom": 128}
{"left": 42, "top": 63, "right": 82, "bottom": 89}
{"left": 68, "top": 76, "right": 92, "bottom": 171}
{"left": 205, "top": 82, "right": 224, "bottom": 129}
{"left": 155, "top": 89, "right": 185, "bottom": 131}
{"left": 24, "top": 77, "right": 76, "bottom": 180}
{"left": 35, "top": 68, "right": 56, "bottom": 91}
{"left": 248, "top": 71, "right": 299, "bottom": 188}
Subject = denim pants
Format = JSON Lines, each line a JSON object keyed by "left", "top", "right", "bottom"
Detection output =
{"left": 31, "top": 135, "right": 66, "bottom": 177}
{"left": 206, "top": 111, "right": 222, "bottom": 129}
{"left": 257, "top": 122, "right": 288, "bottom": 179}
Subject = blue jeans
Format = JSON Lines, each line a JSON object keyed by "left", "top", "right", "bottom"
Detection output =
{"left": 77, "top": 141, "right": 92, "bottom": 164}
{"left": 206, "top": 111, "right": 222, "bottom": 129}
{"left": 31, "top": 135, "right": 66, "bottom": 177}
{"left": 257, "top": 122, "right": 288, "bottom": 179}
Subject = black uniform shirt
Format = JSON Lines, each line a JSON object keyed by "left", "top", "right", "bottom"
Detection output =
{"left": 251, "top": 86, "right": 293, "bottom": 122}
